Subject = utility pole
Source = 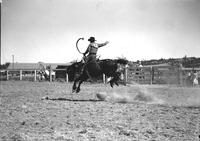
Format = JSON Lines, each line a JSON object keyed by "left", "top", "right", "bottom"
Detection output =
{"left": 0, "top": 1, "right": 1, "bottom": 66}
{"left": 12, "top": 55, "right": 14, "bottom": 69}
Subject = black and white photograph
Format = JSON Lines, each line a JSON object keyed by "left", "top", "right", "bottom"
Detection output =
{"left": 1, "top": 0, "right": 200, "bottom": 140}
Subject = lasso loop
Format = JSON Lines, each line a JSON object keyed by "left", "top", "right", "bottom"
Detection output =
{"left": 76, "top": 37, "right": 85, "bottom": 55}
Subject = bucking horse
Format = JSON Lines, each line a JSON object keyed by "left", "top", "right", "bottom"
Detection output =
{"left": 69, "top": 38, "right": 129, "bottom": 93}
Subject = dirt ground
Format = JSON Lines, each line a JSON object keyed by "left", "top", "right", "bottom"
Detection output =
{"left": 0, "top": 81, "right": 200, "bottom": 141}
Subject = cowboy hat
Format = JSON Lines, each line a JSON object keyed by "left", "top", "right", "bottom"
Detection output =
{"left": 88, "top": 37, "right": 96, "bottom": 42}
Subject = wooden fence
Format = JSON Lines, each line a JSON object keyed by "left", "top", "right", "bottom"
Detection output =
{"left": 1, "top": 66, "right": 200, "bottom": 85}
{"left": 1, "top": 69, "right": 107, "bottom": 83}
{"left": 1, "top": 69, "right": 38, "bottom": 81}
{"left": 124, "top": 66, "right": 200, "bottom": 85}
{"left": 0, "top": 69, "right": 69, "bottom": 82}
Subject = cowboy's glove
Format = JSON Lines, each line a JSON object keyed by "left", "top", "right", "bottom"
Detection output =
{"left": 105, "top": 41, "right": 109, "bottom": 44}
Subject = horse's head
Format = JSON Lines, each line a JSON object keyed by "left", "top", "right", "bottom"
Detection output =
{"left": 67, "top": 61, "right": 84, "bottom": 80}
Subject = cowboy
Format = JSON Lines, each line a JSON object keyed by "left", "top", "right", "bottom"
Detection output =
{"left": 83, "top": 37, "right": 109, "bottom": 63}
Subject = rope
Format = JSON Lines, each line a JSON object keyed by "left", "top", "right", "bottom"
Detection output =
{"left": 76, "top": 37, "right": 85, "bottom": 54}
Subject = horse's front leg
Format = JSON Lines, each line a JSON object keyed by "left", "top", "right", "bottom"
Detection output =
{"left": 72, "top": 77, "right": 79, "bottom": 93}
{"left": 76, "top": 80, "right": 84, "bottom": 93}
{"left": 76, "top": 74, "right": 89, "bottom": 93}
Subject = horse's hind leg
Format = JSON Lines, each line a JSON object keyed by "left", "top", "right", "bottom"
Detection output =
{"left": 106, "top": 77, "right": 115, "bottom": 87}
{"left": 76, "top": 80, "right": 83, "bottom": 93}
{"left": 109, "top": 72, "right": 121, "bottom": 87}
{"left": 76, "top": 74, "right": 88, "bottom": 93}
{"left": 109, "top": 79, "right": 118, "bottom": 87}
{"left": 72, "top": 81, "right": 77, "bottom": 93}
{"left": 72, "top": 77, "right": 79, "bottom": 93}
{"left": 114, "top": 81, "right": 119, "bottom": 86}
{"left": 109, "top": 81, "right": 113, "bottom": 87}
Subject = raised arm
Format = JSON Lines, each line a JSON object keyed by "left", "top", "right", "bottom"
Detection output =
{"left": 98, "top": 41, "right": 109, "bottom": 48}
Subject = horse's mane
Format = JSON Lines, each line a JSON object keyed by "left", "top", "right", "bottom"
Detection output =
{"left": 113, "top": 58, "right": 129, "bottom": 65}
{"left": 98, "top": 58, "right": 128, "bottom": 65}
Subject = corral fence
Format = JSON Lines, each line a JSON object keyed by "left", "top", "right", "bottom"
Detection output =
{"left": 0, "top": 69, "right": 69, "bottom": 82}
{"left": 124, "top": 66, "right": 200, "bottom": 85}
{"left": 1, "top": 66, "right": 200, "bottom": 86}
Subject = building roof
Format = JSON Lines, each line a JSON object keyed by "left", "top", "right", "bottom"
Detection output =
{"left": 6, "top": 62, "right": 71, "bottom": 70}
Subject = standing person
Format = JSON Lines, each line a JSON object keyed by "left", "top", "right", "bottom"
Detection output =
{"left": 83, "top": 36, "right": 109, "bottom": 63}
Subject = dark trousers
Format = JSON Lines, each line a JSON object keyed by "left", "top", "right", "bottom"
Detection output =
{"left": 81, "top": 54, "right": 101, "bottom": 75}
{"left": 86, "top": 54, "right": 96, "bottom": 63}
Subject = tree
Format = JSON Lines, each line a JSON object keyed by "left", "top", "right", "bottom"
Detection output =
{"left": 0, "top": 62, "right": 10, "bottom": 69}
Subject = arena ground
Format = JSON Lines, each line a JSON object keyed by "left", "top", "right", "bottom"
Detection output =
{"left": 0, "top": 81, "right": 200, "bottom": 141}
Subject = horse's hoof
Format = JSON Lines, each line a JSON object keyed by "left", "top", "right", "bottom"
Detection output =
{"left": 115, "top": 82, "right": 119, "bottom": 86}
{"left": 76, "top": 88, "right": 80, "bottom": 93}
{"left": 72, "top": 87, "right": 76, "bottom": 90}
{"left": 72, "top": 88, "right": 77, "bottom": 93}
{"left": 110, "top": 83, "right": 114, "bottom": 88}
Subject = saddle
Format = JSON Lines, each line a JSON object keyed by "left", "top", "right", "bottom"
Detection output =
{"left": 83, "top": 60, "right": 102, "bottom": 82}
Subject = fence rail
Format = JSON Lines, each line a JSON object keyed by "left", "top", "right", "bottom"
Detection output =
{"left": 1, "top": 69, "right": 39, "bottom": 82}
{"left": 0, "top": 69, "right": 68, "bottom": 82}
{"left": 124, "top": 66, "right": 200, "bottom": 85}
{"left": 1, "top": 66, "right": 200, "bottom": 85}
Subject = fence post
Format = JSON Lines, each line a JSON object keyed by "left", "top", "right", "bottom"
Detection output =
{"left": 66, "top": 73, "right": 68, "bottom": 82}
{"left": 179, "top": 65, "right": 183, "bottom": 85}
{"left": 102, "top": 74, "right": 106, "bottom": 83}
{"left": 34, "top": 70, "right": 37, "bottom": 82}
{"left": 124, "top": 67, "right": 128, "bottom": 85}
{"left": 150, "top": 67, "right": 153, "bottom": 85}
{"left": 49, "top": 66, "right": 52, "bottom": 82}
{"left": 6, "top": 70, "right": 9, "bottom": 80}
{"left": 54, "top": 70, "right": 56, "bottom": 80}
{"left": 20, "top": 70, "right": 22, "bottom": 80}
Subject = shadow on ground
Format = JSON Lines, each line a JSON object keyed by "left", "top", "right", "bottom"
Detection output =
{"left": 41, "top": 96, "right": 103, "bottom": 102}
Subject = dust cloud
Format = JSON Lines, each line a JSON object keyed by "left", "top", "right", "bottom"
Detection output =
{"left": 96, "top": 85, "right": 165, "bottom": 104}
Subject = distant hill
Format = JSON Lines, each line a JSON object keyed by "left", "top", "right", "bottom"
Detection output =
{"left": 132, "top": 57, "right": 200, "bottom": 68}
{"left": 181, "top": 57, "right": 200, "bottom": 68}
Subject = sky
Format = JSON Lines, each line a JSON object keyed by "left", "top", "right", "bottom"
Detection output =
{"left": 1, "top": 0, "right": 200, "bottom": 63}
